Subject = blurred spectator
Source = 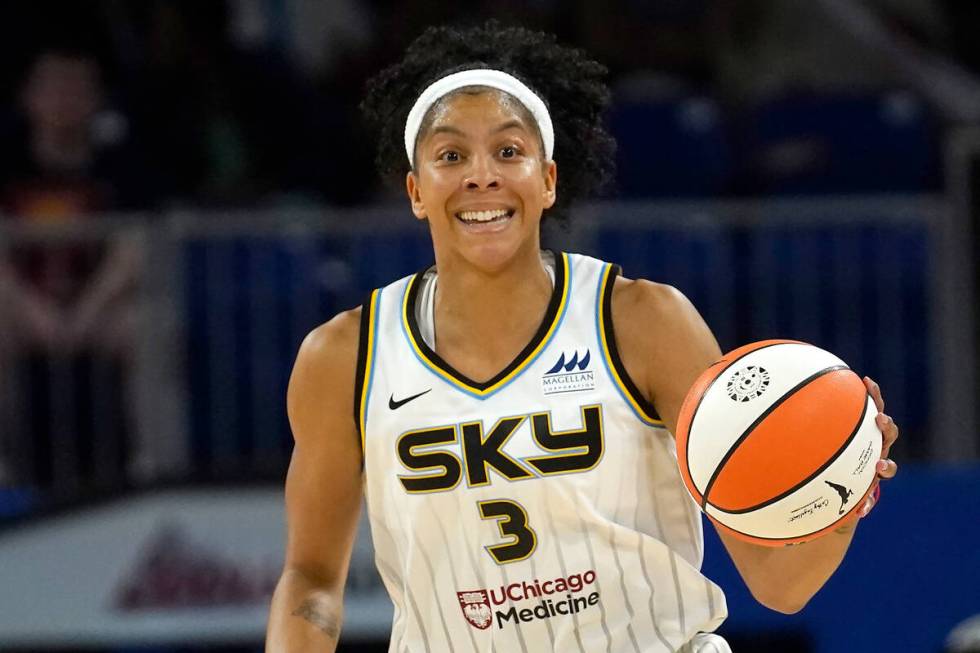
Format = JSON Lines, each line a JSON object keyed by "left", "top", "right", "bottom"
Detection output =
{"left": 706, "top": 0, "right": 911, "bottom": 104}
{"left": 226, "top": 0, "right": 373, "bottom": 80}
{"left": 126, "top": 1, "right": 327, "bottom": 206}
{"left": 816, "top": 0, "right": 980, "bottom": 124}
{"left": 0, "top": 44, "right": 149, "bottom": 495}
{"left": 707, "top": 0, "right": 980, "bottom": 123}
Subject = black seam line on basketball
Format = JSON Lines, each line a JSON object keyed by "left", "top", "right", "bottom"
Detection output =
{"left": 700, "top": 364, "right": 849, "bottom": 510}
{"left": 710, "top": 389, "right": 871, "bottom": 515}
{"left": 685, "top": 340, "right": 802, "bottom": 502}
{"left": 353, "top": 289, "right": 375, "bottom": 457}
{"left": 388, "top": 388, "right": 432, "bottom": 410}
{"left": 600, "top": 265, "right": 661, "bottom": 421}
{"left": 404, "top": 250, "right": 567, "bottom": 392}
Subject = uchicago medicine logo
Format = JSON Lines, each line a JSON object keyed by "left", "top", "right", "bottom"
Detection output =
{"left": 457, "top": 590, "right": 494, "bottom": 629}
{"left": 456, "top": 569, "right": 600, "bottom": 630}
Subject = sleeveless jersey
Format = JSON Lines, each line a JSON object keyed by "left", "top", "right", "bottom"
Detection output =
{"left": 355, "top": 252, "right": 727, "bottom": 653}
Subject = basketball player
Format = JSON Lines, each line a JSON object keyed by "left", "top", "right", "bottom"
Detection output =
{"left": 266, "top": 22, "right": 899, "bottom": 653}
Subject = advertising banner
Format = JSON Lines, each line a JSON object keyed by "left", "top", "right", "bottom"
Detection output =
{"left": 0, "top": 488, "right": 391, "bottom": 647}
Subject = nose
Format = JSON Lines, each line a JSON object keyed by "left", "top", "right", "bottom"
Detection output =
{"left": 464, "top": 153, "right": 501, "bottom": 191}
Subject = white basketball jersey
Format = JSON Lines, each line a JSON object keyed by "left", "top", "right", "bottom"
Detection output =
{"left": 355, "top": 252, "right": 727, "bottom": 653}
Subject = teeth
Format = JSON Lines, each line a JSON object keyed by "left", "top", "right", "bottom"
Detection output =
{"left": 458, "top": 209, "right": 510, "bottom": 222}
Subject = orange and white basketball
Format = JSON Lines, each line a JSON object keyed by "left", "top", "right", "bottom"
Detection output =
{"left": 676, "top": 340, "right": 883, "bottom": 546}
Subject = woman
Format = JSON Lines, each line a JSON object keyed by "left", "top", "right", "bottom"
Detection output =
{"left": 266, "top": 21, "right": 899, "bottom": 653}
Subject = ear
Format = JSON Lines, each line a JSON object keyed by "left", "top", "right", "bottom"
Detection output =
{"left": 405, "top": 171, "right": 427, "bottom": 220}
{"left": 542, "top": 160, "right": 557, "bottom": 209}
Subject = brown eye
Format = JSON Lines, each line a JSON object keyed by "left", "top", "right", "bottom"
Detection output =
{"left": 501, "top": 146, "right": 516, "bottom": 159}
{"left": 441, "top": 150, "right": 460, "bottom": 162}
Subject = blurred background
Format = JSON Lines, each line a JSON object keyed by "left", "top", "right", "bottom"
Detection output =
{"left": 0, "top": 1, "right": 978, "bottom": 652}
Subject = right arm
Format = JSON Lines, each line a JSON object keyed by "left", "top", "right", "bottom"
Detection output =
{"left": 266, "top": 308, "right": 364, "bottom": 652}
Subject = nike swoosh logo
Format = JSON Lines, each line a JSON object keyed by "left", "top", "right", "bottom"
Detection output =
{"left": 389, "top": 388, "right": 432, "bottom": 410}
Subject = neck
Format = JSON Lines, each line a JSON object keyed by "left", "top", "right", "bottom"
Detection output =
{"left": 432, "top": 244, "right": 554, "bottom": 378}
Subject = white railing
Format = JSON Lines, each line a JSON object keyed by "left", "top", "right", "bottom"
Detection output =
{"left": 0, "top": 193, "right": 966, "bottom": 504}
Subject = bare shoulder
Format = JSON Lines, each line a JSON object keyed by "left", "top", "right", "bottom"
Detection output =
{"left": 609, "top": 276, "right": 721, "bottom": 432}
{"left": 293, "top": 307, "right": 362, "bottom": 372}
{"left": 611, "top": 276, "right": 687, "bottom": 313}
{"left": 610, "top": 276, "right": 704, "bottom": 350}
{"left": 287, "top": 306, "right": 363, "bottom": 447}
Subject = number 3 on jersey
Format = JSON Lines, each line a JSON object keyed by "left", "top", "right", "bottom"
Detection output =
{"left": 478, "top": 499, "right": 537, "bottom": 564}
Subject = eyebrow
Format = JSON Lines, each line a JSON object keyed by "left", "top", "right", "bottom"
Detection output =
{"left": 429, "top": 125, "right": 465, "bottom": 137}
{"left": 428, "top": 119, "right": 530, "bottom": 138}
{"left": 492, "top": 119, "right": 527, "bottom": 134}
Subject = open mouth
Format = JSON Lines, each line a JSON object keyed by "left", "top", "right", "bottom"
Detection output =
{"left": 455, "top": 208, "right": 516, "bottom": 224}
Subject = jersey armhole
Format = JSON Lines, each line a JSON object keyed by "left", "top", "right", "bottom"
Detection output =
{"left": 354, "top": 289, "right": 380, "bottom": 456}
{"left": 599, "top": 265, "right": 664, "bottom": 425}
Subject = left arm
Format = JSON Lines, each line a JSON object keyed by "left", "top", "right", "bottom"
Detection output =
{"left": 611, "top": 278, "right": 898, "bottom": 614}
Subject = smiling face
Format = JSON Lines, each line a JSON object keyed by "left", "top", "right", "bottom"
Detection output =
{"left": 406, "top": 89, "right": 557, "bottom": 273}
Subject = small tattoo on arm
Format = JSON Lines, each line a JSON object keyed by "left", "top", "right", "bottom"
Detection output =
{"left": 292, "top": 598, "right": 340, "bottom": 639}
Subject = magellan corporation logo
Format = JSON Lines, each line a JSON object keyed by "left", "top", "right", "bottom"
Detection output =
{"left": 457, "top": 569, "right": 600, "bottom": 630}
{"left": 541, "top": 349, "right": 596, "bottom": 395}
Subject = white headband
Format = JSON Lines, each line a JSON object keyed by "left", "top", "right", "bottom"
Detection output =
{"left": 404, "top": 68, "right": 554, "bottom": 167}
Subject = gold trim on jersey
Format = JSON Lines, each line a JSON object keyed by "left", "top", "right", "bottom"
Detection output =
{"left": 597, "top": 264, "right": 666, "bottom": 427}
{"left": 357, "top": 289, "right": 381, "bottom": 452}
{"left": 401, "top": 251, "right": 571, "bottom": 398}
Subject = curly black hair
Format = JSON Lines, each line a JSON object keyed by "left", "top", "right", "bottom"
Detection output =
{"left": 361, "top": 20, "right": 615, "bottom": 223}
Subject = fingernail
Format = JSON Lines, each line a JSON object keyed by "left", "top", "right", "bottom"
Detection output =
{"left": 876, "top": 460, "right": 888, "bottom": 473}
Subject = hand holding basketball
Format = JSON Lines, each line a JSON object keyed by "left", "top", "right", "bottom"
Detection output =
{"left": 856, "top": 376, "right": 900, "bottom": 518}
{"left": 676, "top": 340, "right": 888, "bottom": 547}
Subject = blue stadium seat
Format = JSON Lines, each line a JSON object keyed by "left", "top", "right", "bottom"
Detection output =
{"left": 183, "top": 236, "right": 336, "bottom": 470}
{"left": 0, "top": 486, "right": 37, "bottom": 519}
{"left": 181, "top": 229, "right": 433, "bottom": 474}
{"left": 595, "top": 220, "right": 929, "bottom": 457}
{"left": 609, "top": 97, "right": 733, "bottom": 198}
{"left": 344, "top": 228, "right": 434, "bottom": 292}
{"left": 740, "top": 92, "right": 939, "bottom": 194}
{"left": 595, "top": 225, "right": 738, "bottom": 346}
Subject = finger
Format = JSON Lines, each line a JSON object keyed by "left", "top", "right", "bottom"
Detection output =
{"left": 875, "top": 458, "right": 898, "bottom": 480}
{"left": 858, "top": 493, "right": 876, "bottom": 518}
{"left": 875, "top": 413, "right": 899, "bottom": 456}
{"left": 864, "top": 376, "right": 884, "bottom": 413}
{"left": 858, "top": 483, "right": 880, "bottom": 518}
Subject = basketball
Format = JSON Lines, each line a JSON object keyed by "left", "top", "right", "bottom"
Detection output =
{"left": 676, "top": 340, "right": 883, "bottom": 547}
